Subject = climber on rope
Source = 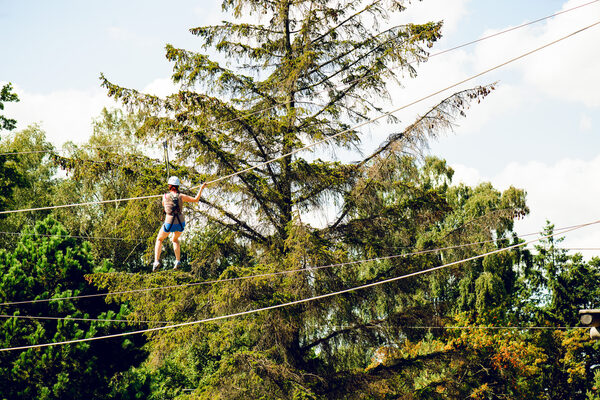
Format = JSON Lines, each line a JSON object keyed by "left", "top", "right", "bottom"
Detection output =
{"left": 153, "top": 176, "right": 207, "bottom": 271}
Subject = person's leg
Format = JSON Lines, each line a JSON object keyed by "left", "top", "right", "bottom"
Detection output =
{"left": 172, "top": 231, "right": 183, "bottom": 265}
{"left": 154, "top": 230, "right": 169, "bottom": 269}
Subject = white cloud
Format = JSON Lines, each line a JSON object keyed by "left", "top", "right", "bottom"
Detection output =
{"left": 451, "top": 163, "right": 485, "bottom": 186}
{"left": 384, "top": 0, "right": 600, "bottom": 147}
{"left": 451, "top": 154, "right": 600, "bottom": 256}
{"left": 472, "top": 0, "right": 600, "bottom": 107}
{"left": 2, "top": 82, "right": 118, "bottom": 146}
{"left": 1, "top": 78, "right": 183, "bottom": 147}
{"left": 142, "top": 77, "right": 179, "bottom": 98}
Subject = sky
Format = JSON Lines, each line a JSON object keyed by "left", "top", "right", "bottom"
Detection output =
{"left": 1, "top": 0, "right": 600, "bottom": 253}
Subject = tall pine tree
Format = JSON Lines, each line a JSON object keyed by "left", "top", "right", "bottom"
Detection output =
{"left": 100, "top": 0, "right": 493, "bottom": 258}
{"left": 89, "top": 1, "right": 529, "bottom": 398}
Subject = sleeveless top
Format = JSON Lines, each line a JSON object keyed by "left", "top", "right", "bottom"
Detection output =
{"left": 163, "top": 191, "right": 185, "bottom": 225}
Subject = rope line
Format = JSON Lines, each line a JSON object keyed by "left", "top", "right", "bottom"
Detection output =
{"left": 1, "top": 20, "right": 598, "bottom": 214}
{"left": 0, "top": 223, "right": 580, "bottom": 307}
{"left": 0, "top": 219, "right": 596, "bottom": 352}
{"left": 1, "top": 0, "right": 597, "bottom": 158}
{"left": 0, "top": 314, "right": 588, "bottom": 330}
{"left": 0, "top": 314, "right": 170, "bottom": 325}
{"left": 0, "top": 231, "right": 146, "bottom": 242}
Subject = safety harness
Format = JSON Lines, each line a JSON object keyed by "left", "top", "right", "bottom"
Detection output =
{"left": 163, "top": 191, "right": 182, "bottom": 232}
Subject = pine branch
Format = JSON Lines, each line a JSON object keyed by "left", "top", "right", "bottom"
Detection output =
{"left": 360, "top": 85, "right": 496, "bottom": 166}
{"left": 197, "top": 197, "right": 269, "bottom": 244}
{"left": 301, "top": 318, "right": 384, "bottom": 351}
{"left": 188, "top": 129, "right": 283, "bottom": 232}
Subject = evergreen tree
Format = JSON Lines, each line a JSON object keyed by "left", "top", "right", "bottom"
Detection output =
{"left": 85, "top": 0, "right": 534, "bottom": 398}
{"left": 0, "top": 217, "right": 145, "bottom": 400}
{"left": 100, "top": 0, "right": 493, "bottom": 258}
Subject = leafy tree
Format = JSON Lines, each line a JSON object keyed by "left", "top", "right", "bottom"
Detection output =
{"left": 508, "top": 225, "right": 600, "bottom": 399}
{"left": 0, "top": 217, "right": 145, "bottom": 400}
{"left": 0, "top": 126, "right": 56, "bottom": 242}
{"left": 0, "top": 83, "right": 25, "bottom": 221}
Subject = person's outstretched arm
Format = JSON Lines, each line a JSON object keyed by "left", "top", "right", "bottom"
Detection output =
{"left": 180, "top": 182, "right": 207, "bottom": 203}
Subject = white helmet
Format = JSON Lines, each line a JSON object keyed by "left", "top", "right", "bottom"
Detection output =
{"left": 167, "top": 176, "right": 180, "bottom": 186}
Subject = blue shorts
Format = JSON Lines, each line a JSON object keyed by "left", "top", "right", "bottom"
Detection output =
{"left": 162, "top": 221, "right": 185, "bottom": 233}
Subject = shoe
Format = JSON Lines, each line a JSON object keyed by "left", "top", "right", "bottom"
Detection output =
{"left": 173, "top": 260, "right": 181, "bottom": 270}
{"left": 152, "top": 261, "right": 160, "bottom": 272}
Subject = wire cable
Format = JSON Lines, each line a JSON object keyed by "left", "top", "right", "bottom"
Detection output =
{"left": 0, "top": 314, "right": 170, "bottom": 325}
{"left": 0, "top": 222, "right": 582, "bottom": 307}
{"left": 2, "top": 19, "right": 599, "bottom": 215}
{"left": 0, "top": 218, "right": 596, "bottom": 352}
{"left": 0, "top": 231, "right": 146, "bottom": 242}
{"left": 0, "top": 314, "right": 588, "bottom": 331}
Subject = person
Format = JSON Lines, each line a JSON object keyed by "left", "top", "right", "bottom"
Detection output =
{"left": 153, "top": 176, "right": 207, "bottom": 271}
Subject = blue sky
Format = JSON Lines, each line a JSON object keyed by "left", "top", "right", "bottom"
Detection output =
{"left": 0, "top": 0, "right": 218, "bottom": 92}
{"left": 1, "top": 0, "right": 600, "bottom": 251}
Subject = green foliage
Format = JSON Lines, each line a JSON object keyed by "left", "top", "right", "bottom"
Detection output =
{"left": 0, "top": 217, "right": 145, "bottom": 400}
{"left": 588, "top": 369, "right": 600, "bottom": 400}
{"left": 7, "top": 0, "right": 600, "bottom": 398}
{"left": 0, "top": 126, "right": 56, "bottom": 240}
{"left": 88, "top": 153, "right": 535, "bottom": 399}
